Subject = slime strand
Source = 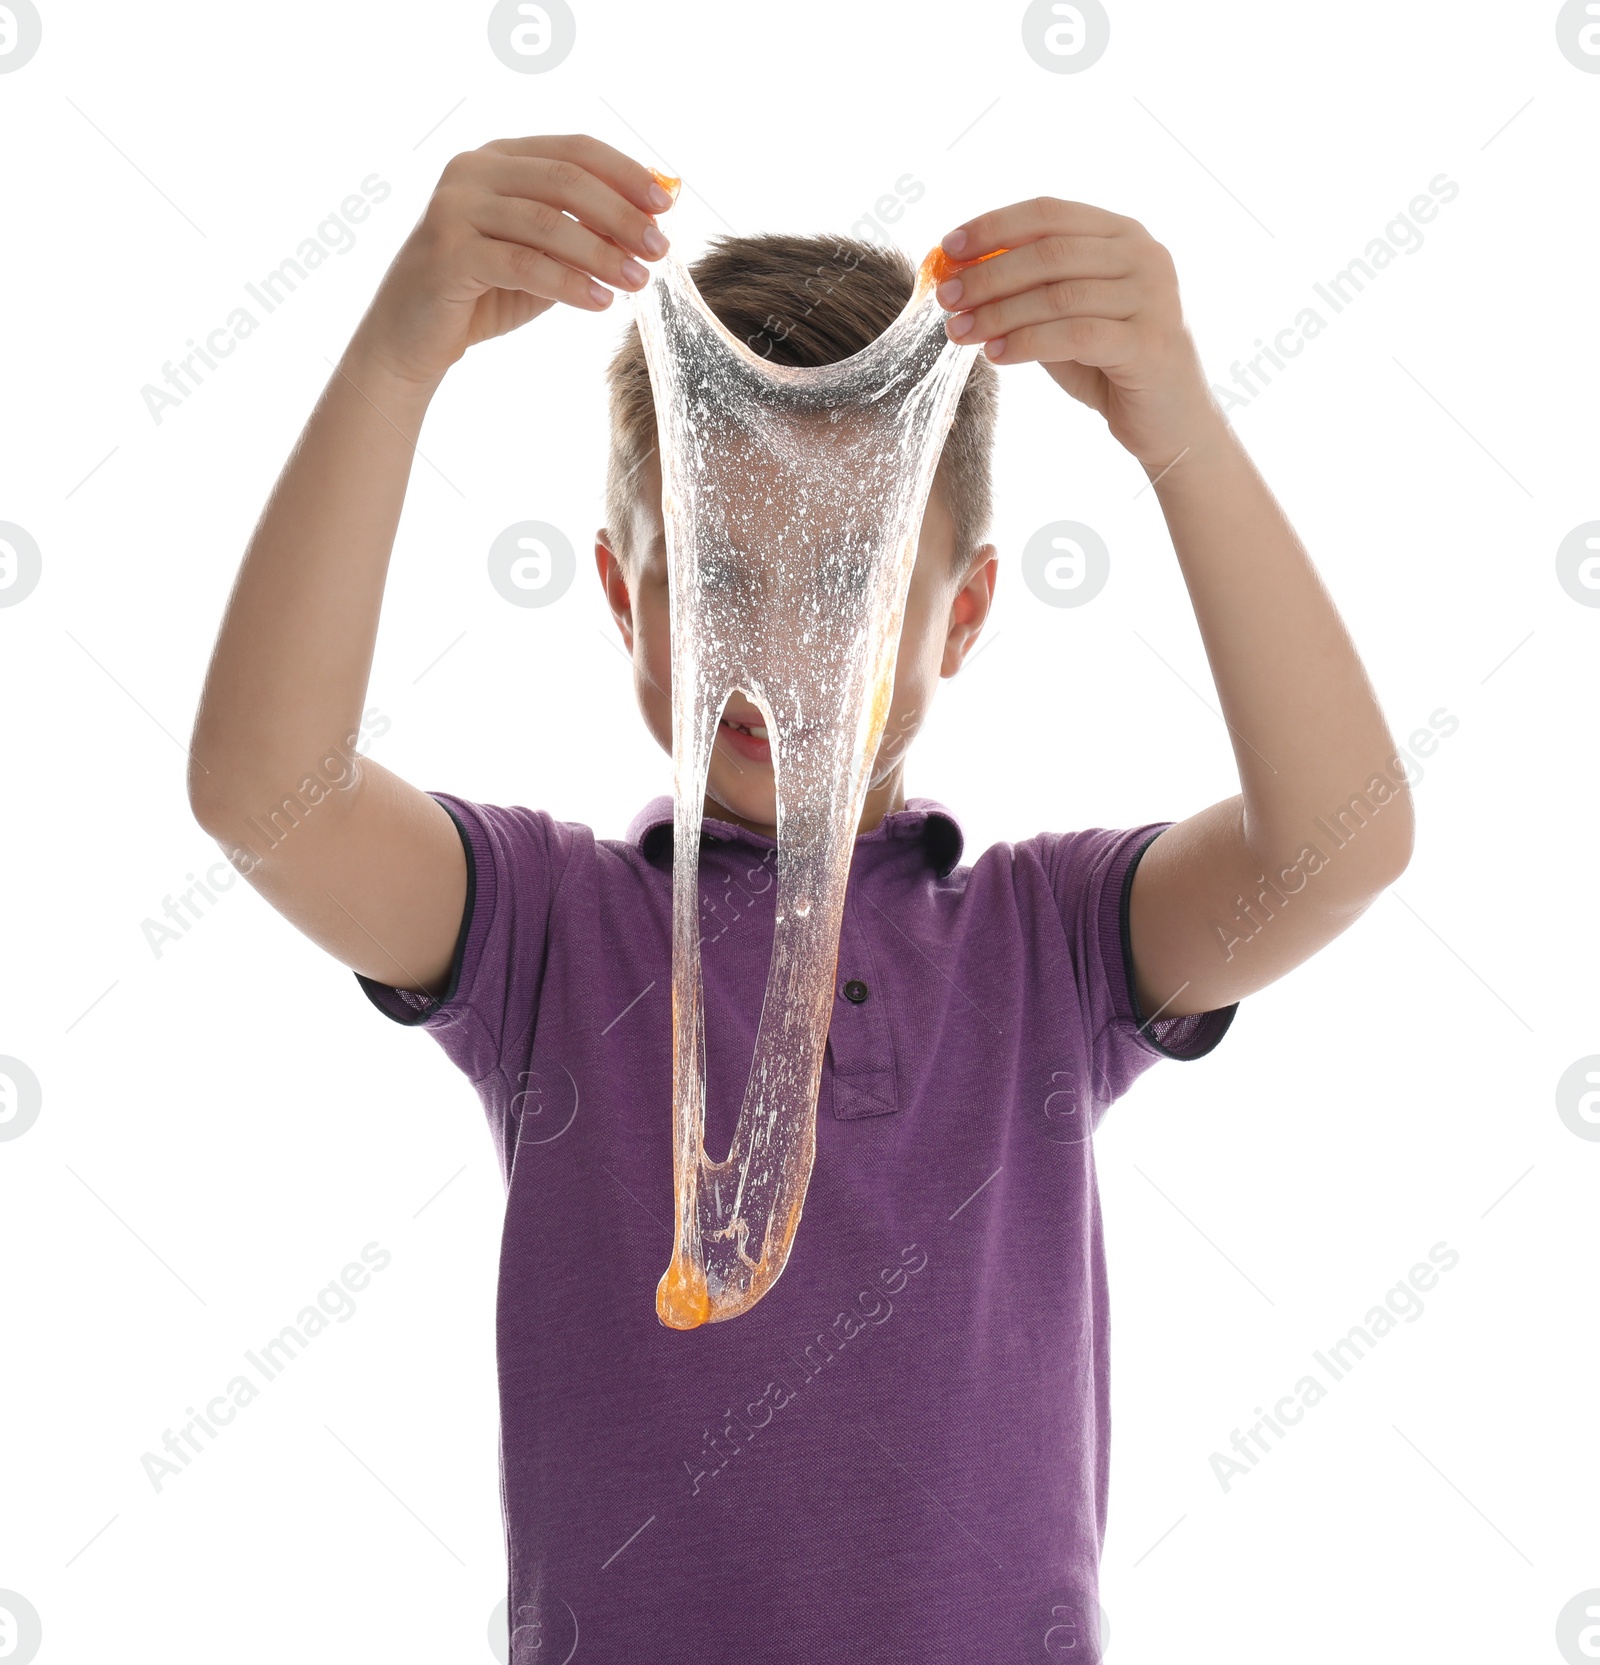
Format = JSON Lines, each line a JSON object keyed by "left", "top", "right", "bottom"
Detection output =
{"left": 630, "top": 217, "right": 983, "bottom": 1328}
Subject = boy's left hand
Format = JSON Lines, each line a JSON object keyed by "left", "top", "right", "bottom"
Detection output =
{"left": 937, "top": 198, "right": 1220, "bottom": 469}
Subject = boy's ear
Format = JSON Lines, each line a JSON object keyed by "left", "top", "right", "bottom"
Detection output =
{"left": 942, "top": 542, "right": 999, "bottom": 678}
{"left": 594, "top": 530, "right": 634, "bottom": 645}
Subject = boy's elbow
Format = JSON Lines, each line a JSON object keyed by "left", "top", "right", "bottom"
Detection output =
{"left": 187, "top": 752, "right": 262, "bottom": 846}
{"left": 187, "top": 756, "right": 233, "bottom": 839}
{"left": 1366, "top": 785, "right": 1416, "bottom": 893}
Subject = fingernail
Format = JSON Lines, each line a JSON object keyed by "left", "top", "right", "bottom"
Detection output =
{"left": 590, "top": 280, "right": 614, "bottom": 305}
{"left": 942, "top": 228, "right": 968, "bottom": 255}
{"left": 641, "top": 224, "right": 669, "bottom": 257}
{"left": 984, "top": 336, "right": 1006, "bottom": 359}
{"left": 947, "top": 313, "right": 974, "bottom": 338}
{"left": 647, "top": 183, "right": 673, "bottom": 211}
{"left": 621, "top": 259, "right": 649, "bottom": 287}
{"left": 936, "top": 278, "right": 963, "bottom": 307}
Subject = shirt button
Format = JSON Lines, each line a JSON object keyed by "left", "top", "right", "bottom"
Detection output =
{"left": 842, "top": 979, "right": 869, "bottom": 1004}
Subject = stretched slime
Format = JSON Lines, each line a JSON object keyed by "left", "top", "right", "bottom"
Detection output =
{"left": 631, "top": 181, "right": 991, "bottom": 1327}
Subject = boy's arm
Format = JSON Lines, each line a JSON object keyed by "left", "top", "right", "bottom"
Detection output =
{"left": 189, "top": 354, "right": 467, "bottom": 996}
{"left": 936, "top": 199, "right": 1414, "bottom": 1020}
{"left": 188, "top": 136, "right": 673, "bottom": 994}
{"left": 1122, "top": 421, "right": 1413, "bottom": 1020}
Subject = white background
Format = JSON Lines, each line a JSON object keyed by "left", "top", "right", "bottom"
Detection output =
{"left": 1, "top": 1, "right": 1596, "bottom": 1660}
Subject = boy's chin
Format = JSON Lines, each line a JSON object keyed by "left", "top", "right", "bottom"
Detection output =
{"left": 703, "top": 747, "right": 896, "bottom": 835}
{"left": 704, "top": 774, "right": 777, "bottom": 834}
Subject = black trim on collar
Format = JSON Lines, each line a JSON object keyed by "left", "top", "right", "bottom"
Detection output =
{"left": 919, "top": 810, "right": 963, "bottom": 879}
{"left": 637, "top": 818, "right": 706, "bottom": 869}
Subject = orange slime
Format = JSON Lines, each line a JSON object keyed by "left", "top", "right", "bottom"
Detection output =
{"left": 917, "top": 243, "right": 1010, "bottom": 292}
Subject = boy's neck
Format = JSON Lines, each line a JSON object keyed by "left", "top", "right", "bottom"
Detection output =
{"left": 702, "top": 763, "right": 907, "bottom": 841}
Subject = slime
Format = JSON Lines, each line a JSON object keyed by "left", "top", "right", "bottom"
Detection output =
{"left": 630, "top": 179, "right": 992, "bottom": 1327}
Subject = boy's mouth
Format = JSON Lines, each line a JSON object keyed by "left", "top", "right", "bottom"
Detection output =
{"left": 718, "top": 713, "right": 772, "bottom": 765}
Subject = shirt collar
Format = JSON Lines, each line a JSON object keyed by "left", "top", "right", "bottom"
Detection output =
{"left": 625, "top": 794, "right": 965, "bottom": 878}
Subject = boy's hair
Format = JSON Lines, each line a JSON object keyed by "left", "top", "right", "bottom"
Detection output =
{"left": 603, "top": 232, "right": 999, "bottom": 580}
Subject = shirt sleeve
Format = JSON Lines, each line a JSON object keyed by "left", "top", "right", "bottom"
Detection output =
{"left": 353, "top": 792, "right": 580, "bottom": 1087}
{"left": 1040, "top": 822, "right": 1238, "bottom": 1106}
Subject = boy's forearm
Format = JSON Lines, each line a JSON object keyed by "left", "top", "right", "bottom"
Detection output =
{"left": 189, "top": 343, "right": 442, "bottom": 829}
{"left": 1146, "top": 416, "right": 1414, "bottom": 895}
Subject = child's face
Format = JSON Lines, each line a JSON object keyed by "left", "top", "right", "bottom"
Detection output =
{"left": 595, "top": 450, "right": 996, "bottom": 835}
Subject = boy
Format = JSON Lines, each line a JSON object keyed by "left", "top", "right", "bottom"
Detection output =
{"left": 189, "top": 135, "right": 1413, "bottom": 1660}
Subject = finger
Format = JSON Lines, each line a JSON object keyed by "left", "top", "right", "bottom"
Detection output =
{"left": 474, "top": 150, "right": 670, "bottom": 267}
{"left": 946, "top": 275, "right": 1138, "bottom": 345}
{"left": 484, "top": 133, "right": 677, "bottom": 219}
{"left": 981, "top": 316, "right": 1141, "bottom": 371}
{"left": 943, "top": 197, "right": 1129, "bottom": 264}
{"left": 469, "top": 192, "right": 651, "bottom": 293}
{"left": 936, "top": 234, "right": 1133, "bottom": 312}
{"left": 466, "top": 235, "right": 614, "bottom": 311}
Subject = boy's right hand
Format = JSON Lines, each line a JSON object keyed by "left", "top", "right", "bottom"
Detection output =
{"left": 350, "top": 134, "right": 674, "bottom": 388}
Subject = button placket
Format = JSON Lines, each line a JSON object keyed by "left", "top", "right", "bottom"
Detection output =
{"left": 826, "top": 887, "right": 899, "bottom": 1119}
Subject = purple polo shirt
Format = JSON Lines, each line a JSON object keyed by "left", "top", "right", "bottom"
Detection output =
{"left": 358, "top": 792, "right": 1235, "bottom": 1662}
